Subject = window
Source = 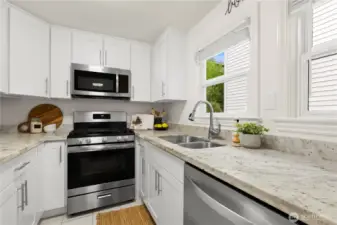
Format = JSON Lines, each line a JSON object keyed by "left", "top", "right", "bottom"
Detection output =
{"left": 309, "top": 0, "right": 337, "bottom": 112}
{"left": 198, "top": 28, "right": 251, "bottom": 115}
{"left": 293, "top": 0, "right": 337, "bottom": 115}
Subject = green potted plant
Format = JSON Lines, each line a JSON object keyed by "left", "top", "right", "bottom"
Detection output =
{"left": 236, "top": 122, "right": 269, "bottom": 148}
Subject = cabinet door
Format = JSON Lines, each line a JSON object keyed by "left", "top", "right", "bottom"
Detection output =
{"left": 159, "top": 175, "right": 183, "bottom": 225}
{"left": 130, "top": 42, "right": 151, "bottom": 102}
{"left": 0, "top": 183, "right": 18, "bottom": 225}
{"left": 140, "top": 156, "right": 147, "bottom": 199}
{"left": 146, "top": 165, "right": 160, "bottom": 223}
{"left": 104, "top": 37, "right": 130, "bottom": 69}
{"left": 9, "top": 7, "right": 49, "bottom": 97}
{"left": 19, "top": 166, "right": 36, "bottom": 225}
{"left": 151, "top": 37, "right": 166, "bottom": 102}
{"left": 40, "top": 142, "right": 65, "bottom": 211}
{"left": 50, "top": 26, "right": 71, "bottom": 99}
{"left": 72, "top": 30, "right": 102, "bottom": 66}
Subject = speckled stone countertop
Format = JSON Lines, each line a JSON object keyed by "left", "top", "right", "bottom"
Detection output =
{"left": 0, "top": 127, "right": 70, "bottom": 165}
{"left": 135, "top": 130, "right": 337, "bottom": 225}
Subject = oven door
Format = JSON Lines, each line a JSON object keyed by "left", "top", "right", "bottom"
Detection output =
{"left": 67, "top": 142, "right": 135, "bottom": 197}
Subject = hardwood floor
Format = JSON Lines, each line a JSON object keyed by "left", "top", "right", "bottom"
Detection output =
{"left": 96, "top": 205, "right": 155, "bottom": 225}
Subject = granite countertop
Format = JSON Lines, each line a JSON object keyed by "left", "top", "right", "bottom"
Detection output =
{"left": 0, "top": 126, "right": 70, "bottom": 164}
{"left": 1, "top": 126, "right": 336, "bottom": 225}
{"left": 135, "top": 130, "right": 337, "bottom": 225}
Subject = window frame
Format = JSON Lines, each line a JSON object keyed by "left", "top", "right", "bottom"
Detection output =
{"left": 297, "top": 0, "right": 337, "bottom": 118}
{"left": 198, "top": 46, "right": 250, "bottom": 118}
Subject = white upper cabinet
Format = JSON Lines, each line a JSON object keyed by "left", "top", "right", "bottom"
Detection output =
{"left": 151, "top": 27, "right": 186, "bottom": 102}
{"left": 104, "top": 37, "right": 130, "bottom": 69}
{"left": 131, "top": 41, "right": 151, "bottom": 102}
{"left": 50, "top": 26, "right": 71, "bottom": 99}
{"left": 9, "top": 7, "right": 49, "bottom": 97}
{"left": 72, "top": 30, "right": 103, "bottom": 66}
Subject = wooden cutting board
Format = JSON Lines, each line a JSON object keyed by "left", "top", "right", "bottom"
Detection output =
{"left": 28, "top": 104, "right": 63, "bottom": 128}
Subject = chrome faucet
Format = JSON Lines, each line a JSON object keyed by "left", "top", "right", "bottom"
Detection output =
{"left": 188, "top": 100, "right": 221, "bottom": 140}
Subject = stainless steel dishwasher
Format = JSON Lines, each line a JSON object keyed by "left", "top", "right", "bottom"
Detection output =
{"left": 184, "top": 164, "right": 303, "bottom": 225}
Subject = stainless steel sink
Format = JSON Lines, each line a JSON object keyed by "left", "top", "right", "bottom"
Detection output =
{"left": 179, "top": 141, "right": 225, "bottom": 149}
{"left": 159, "top": 135, "right": 207, "bottom": 144}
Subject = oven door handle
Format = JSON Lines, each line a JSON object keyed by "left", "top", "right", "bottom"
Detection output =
{"left": 68, "top": 143, "right": 135, "bottom": 153}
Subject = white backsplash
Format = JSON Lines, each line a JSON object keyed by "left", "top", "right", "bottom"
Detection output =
{"left": 1, "top": 96, "right": 161, "bottom": 126}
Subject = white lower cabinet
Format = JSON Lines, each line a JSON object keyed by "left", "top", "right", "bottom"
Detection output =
{"left": 39, "top": 142, "right": 66, "bottom": 211}
{"left": 137, "top": 140, "right": 184, "bottom": 225}
{"left": 0, "top": 141, "right": 66, "bottom": 225}
{"left": 0, "top": 146, "right": 39, "bottom": 225}
{"left": 0, "top": 183, "right": 18, "bottom": 225}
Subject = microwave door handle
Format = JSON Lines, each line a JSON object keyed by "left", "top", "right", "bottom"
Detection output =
{"left": 187, "top": 178, "right": 253, "bottom": 225}
{"left": 116, "top": 74, "right": 119, "bottom": 93}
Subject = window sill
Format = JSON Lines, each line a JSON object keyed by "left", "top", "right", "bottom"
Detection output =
{"left": 274, "top": 117, "right": 337, "bottom": 139}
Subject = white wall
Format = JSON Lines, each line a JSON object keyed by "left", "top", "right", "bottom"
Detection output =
{"left": 1, "top": 97, "right": 156, "bottom": 126}
{"left": 168, "top": 0, "right": 289, "bottom": 132}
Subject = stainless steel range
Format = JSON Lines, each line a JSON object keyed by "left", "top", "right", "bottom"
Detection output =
{"left": 67, "top": 111, "right": 135, "bottom": 215}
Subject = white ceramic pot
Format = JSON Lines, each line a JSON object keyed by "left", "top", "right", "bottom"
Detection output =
{"left": 240, "top": 134, "right": 261, "bottom": 149}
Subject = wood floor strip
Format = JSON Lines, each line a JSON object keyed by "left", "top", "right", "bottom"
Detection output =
{"left": 96, "top": 205, "right": 155, "bottom": 225}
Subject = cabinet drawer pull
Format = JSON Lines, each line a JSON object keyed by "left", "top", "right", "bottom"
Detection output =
{"left": 97, "top": 194, "right": 112, "bottom": 199}
{"left": 24, "top": 180, "right": 28, "bottom": 206}
{"left": 59, "top": 146, "right": 62, "bottom": 164}
{"left": 14, "top": 162, "right": 30, "bottom": 172}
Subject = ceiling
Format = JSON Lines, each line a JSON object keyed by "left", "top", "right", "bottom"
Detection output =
{"left": 11, "top": 0, "right": 220, "bottom": 43}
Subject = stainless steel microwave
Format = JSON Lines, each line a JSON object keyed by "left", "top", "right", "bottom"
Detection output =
{"left": 71, "top": 63, "right": 131, "bottom": 99}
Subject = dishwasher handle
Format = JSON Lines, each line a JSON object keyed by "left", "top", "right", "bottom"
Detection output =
{"left": 187, "top": 177, "right": 254, "bottom": 225}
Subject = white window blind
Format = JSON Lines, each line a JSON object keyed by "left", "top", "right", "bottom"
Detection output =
{"left": 313, "top": 0, "right": 337, "bottom": 46}
{"left": 309, "top": 0, "right": 337, "bottom": 111}
{"left": 224, "top": 39, "right": 250, "bottom": 113}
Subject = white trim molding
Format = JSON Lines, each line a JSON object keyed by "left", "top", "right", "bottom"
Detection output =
{"left": 274, "top": 117, "right": 337, "bottom": 138}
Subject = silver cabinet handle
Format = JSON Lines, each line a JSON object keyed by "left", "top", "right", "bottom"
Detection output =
{"left": 24, "top": 180, "right": 28, "bottom": 206}
{"left": 132, "top": 85, "right": 135, "bottom": 99}
{"left": 17, "top": 183, "right": 24, "bottom": 211}
{"left": 105, "top": 50, "right": 107, "bottom": 66}
{"left": 66, "top": 80, "right": 69, "bottom": 96}
{"left": 161, "top": 82, "right": 164, "bottom": 96}
{"left": 142, "top": 158, "right": 145, "bottom": 175}
{"left": 45, "top": 78, "right": 48, "bottom": 95}
{"left": 14, "top": 162, "right": 30, "bottom": 172}
{"left": 155, "top": 171, "right": 158, "bottom": 191}
{"left": 99, "top": 50, "right": 102, "bottom": 66}
{"left": 163, "top": 82, "right": 165, "bottom": 96}
{"left": 97, "top": 193, "right": 112, "bottom": 199}
{"left": 158, "top": 173, "right": 162, "bottom": 195}
{"left": 59, "top": 146, "right": 62, "bottom": 164}
{"left": 187, "top": 178, "right": 253, "bottom": 225}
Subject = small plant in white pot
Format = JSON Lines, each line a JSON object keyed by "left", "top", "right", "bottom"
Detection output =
{"left": 236, "top": 122, "right": 269, "bottom": 149}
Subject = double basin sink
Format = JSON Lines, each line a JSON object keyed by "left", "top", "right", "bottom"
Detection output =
{"left": 159, "top": 135, "right": 225, "bottom": 149}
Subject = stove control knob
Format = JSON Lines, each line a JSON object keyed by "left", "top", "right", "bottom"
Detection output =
{"left": 85, "top": 139, "right": 91, "bottom": 144}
